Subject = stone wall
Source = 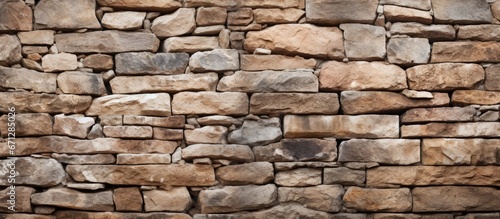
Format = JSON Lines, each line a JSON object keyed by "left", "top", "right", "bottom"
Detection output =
{"left": 0, "top": 0, "right": 499, "bottom": 218}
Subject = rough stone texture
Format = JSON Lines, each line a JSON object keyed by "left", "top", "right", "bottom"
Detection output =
{"left": 182, "top": 144, "right": 255, "bottom": 162}
{"left": 82, "top": 54, "right": 114, "bottom": 71}
{"left": 218, "top": 70, "right": 318, "bottom": 93}
{"left": 102, "top": 11, "right": 146, "bottom": 30}
{"left": 390, "top": 22, "right": 456, "bottom": 41}
{"left": 323, "top": 167, "right": 366, "bottom": 186}
{"left": 86, "top": 94, "right": 171, "bottom": 116}
{"left": 17, "top": 30, "right": 54, "bottom": 45}
{"left": 97, "top": 0, "right": 182, "bottom": 11}
{"left": 51, "top": 154, "right": 116, "bottom": 165}
{"left": 367, "top": 166, "right": 500, "bottom": 187}
{"left": 432, "top": 0, "right": 492, "bottom": 24}
{"left": 0, "top": 1, "right": 32, "bottom": 32}
{"left": 340, "top": 24, "right": 386, "bottom": 61}
{"left": 412, "top": 186, "right": 500, "bottom": 212}
{"left": 403, "top": 121, "right": 500, "bottom": 137}
{"left": 42, "top": 53, "right": 77, "bottom": 72}
{"left": 250, "top": 93, "right": 339, "bottom": 115}
{"left": 216, "top": 162, "right": 274, "bottom": 185}
{"left": 152, "top": 8, "right": 196, "bottom": 37}
{"left": 115, "top": 52, "right": 189, "bottom": 75}
{"left": 198, "top": 184, "right": 277, "bottom": 213}
{"left": 172, "top": 92, "right": 248, "bottom": 115}
{"left": 240, "top": 54, "right": 316, "bottom": 71}
{"left": 194, "top": 204, "right": 332, "bottom": 219}
{"left": 254, "top": 138, "right": 337, "bottom": 162}
{"left": 452, "top": 90, "right": 500, "bottom": 105}
{"left": 380, "top": 0, "right": 431, "bottom": 10}
{"left": 343, "top": 187, "right": 412, "bottom": 212}
{"left": 253, "top": 8, "right": 304, "bottom": 24}
{"left": 339, "top": 139, "right": 420, "bottom": 165}
{"left": 34, "top": 0, "right": 101, "bottom": 30}
{"left": 407, "top": 63, "right": 484, "bottom": 91}
{"left": 0, "top": 92, "right": 92, "bottom": 114}
{"left": 228, "top": 118, "right": 282, "bottom": 146}
{"left": 0, "top": 66, "right": 57, "bottom": 93}
{"left": 196, "top": 7, "right": 227, "bottom": 26}
{"left": 457, "top": 25, "right": 500, "bottom": 41}
{"left": 53, "top": 114, "right": 95, "bottom": 139}
{"left": 103, "top": 126, "right": 153, "bottom": 139}
{"left": 57, "top": 71, "right": 106, "bottom": 95}
{"left": 431, "top": 42, "right": 500, "bottom": 63}
{"left": 275, "top": 168, "right": 322, "bottom": 186}
{"left": 111, "top": 73, "right": 217, "bottom": 93}
{"left": 401, "top": 107, "right": 476, "bottom": 123}
{"left": 319, "top": 61, "right": 407, "bottom": 91}
{"left": 340, "top": 91, "right": 449, "bottom": 114}
{"left": 422, "top": 138, "right": 500, "bottom": 165}
{"left": 284, "top": 115, "right": 399, "bottom": 138}
{"left": 123, "top": 115, "right": 185, "bottom": 128}
{"left": 0, "top": 186, "right": 34, "bottom": 213}
{"left": 189, "top": 49, "right": 239, "bottom": 72}
{"left": 239, "top": 0, "right": 300, "bottom": 8}
{"left": 245, "top": 24, "right": 344, "bottom": 59}
{"left": 143, "top": 187, "right": 192, "bottom": 212}
{"left": 384, "top": 5, "right": 432, "bottom": 24}
{"left": 0, "top": 158, "right": 64, "bottom": 187}
{"left": 114, "top": 187, "right": 143, "bottom": 212}
{"left": 485, "top": 65, "right": 500, "bottom": 91}
{"left": 0, "top": 113, "right": 52, "bottom": 137}
{"left": 31, "top": 188, "right": 113, "bottom": 211}
{"left": 305, "top": 0, "right": 378, "bottom": 25}
{"left": 278, "top": 185, "right": 344, "bottom": 212}
{"left": 163, "top": 37, "right": 221, "bottom": 53}
{"left": 0, "top": 35, "right": 22, "bottom": 66}
{"left": 185, "top": 126, "right": 228, "bottom": 144}
{"left": 387, "top": 38, "right": 430, "bottom": 65}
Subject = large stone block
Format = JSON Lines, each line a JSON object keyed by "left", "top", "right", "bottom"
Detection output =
{"left": 402, "top": 122, "right": 500, "bottom": 138}
{"left": 253, "top": 8, "right": 304, "bottom": 24}
{"left": 172, "top": 92, "right": 248, "bottom": 115}
{"left": 228, "top": 118, "right": 282, "bottom": 146}
{"left": 86, "top": 93, "right": 171, "bottom": 116}
{"left": 383, "top": 5, "right": 432, "bottom": 24}
{"left": 432, "top": 0, "right": 492, "bottom": 24}
{"left": 216, "top": 162, "right": 274, "bottom": 185}
{"left": 380, "top": 0, "right": 431, "bottom": 10}
{"left": 340, "top": 24, "right": 386, "bottom": 61}
{"left": 0, "top": 35, "right": 22, "bottom": 66}
{"left": 254, "top": 138, "right": 337, "bottom": 162}
{"left": 56, "top": 212, "right": 191, "bottom": 219}
{"left": 239, "top": 0, "right": 300, "bottom": 8}
{"left": 0, "top": 186, "right": 34, "bottom": 213}
{"left": 451, "top": 90, "right": 500, "bottom": 105}
{"left": 0, "top": 158, "right": 64, "bottom": 187}
{"left": 389, "top": 22, "right": 455, "bottom": 41}
{"left": 101, "top": 11, "right": 146, "bottom": 30}
{"left": 35, "top": 0, "right": 100, "bottom": 29}
{"left": 143, "top": 187, "right": 192, "bottom": 212}
{"left": 250, "top": 93, "right": 339, "bottom": 115}
{"left": 387, "top": 37, "right": 430, "bottom": 65}
{"left": 401, "top": 107, "right": 476, "bottom": 123}
{"left": 0, "top": 113, "right": 52, "bottom": 137}
{"left": 343, "top": 187, "right": 412, "bottom": 212}
{"left": 0, "top": 92, "right": 92, "bottom": 114}
{"left": 115, "top": 52, "right": 189, "bottom": 75}
{"left": 53, "top": 114, "right": 95, "bottom": 139}
{"left": 0, "top": 1, "right": 32, "bottom": 32}
{"left": 193, "top": 204, "right": 332, "bottom": 219}
{"left": 339, "top": 139, "right": 420, "bottom": 165}
{"left": 431, "top": 42, "right": 500, "bottom": 63}
{"left": 407, "top": 63, "right": 484, "bottom": 90}
{"left": 31, "top": 188, "right": 113, "bottom": 211}
{"left": 57, "top": 71, "right": 106, "bottom": 96}
{"left": 151, "top": 8, "right": 196, "bottom": 37}
{"left": 198, "top": 184, "right": 277, "bottom": 213}
{"left": 185, "top": 126, "right": 228, "bottom": 144}
{"left": 278, "top": 185, "right": 344, "bottom": 212}
{"left": 189, "top": 49, "right": 239, "bottom": 72}
{"left": 97, "top": 0, "right": 182, "bottom": 11}
{"left": 0, "top": 67, "right": 57, "bottom": 93}
{"left": 305, "top": 0, "right": 378, "bottom": 25}
{"left": 323, "top": 167, "right": 365, "bottom": 186}
{"left": 182, "top": 144, "right": 255, "bottom": 162}
{"left": 457, "top": 25, "right": 500, "bottom": 41}
{"left": 486, "top": 64, "right": 500, "bottom": 91}
{"left": 111, "top": 73, "right": 217, "bottom": 94}
{"left": 240, "top": 54, "right": 316, "bottom": 71}
{"left": 114, "top": 187, "right": 142, "bottom": 212}
{"left": 413, "top": 186, "right": 500, "bottom": 212}
{"left": 422, "top": 138, "right": 500, "bottom": 165}
{"left": 275, "top": 168, "right": 322, "bottom": 186}
{"left": 218, "top": 70, "right": 318, "bottom": 93}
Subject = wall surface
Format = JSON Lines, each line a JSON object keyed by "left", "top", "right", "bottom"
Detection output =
{"left": 0, "top": 0, "right": 499, "bottom": 218}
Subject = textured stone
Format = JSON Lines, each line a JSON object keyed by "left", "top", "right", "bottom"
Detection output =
{"left": 367, "top": 166, "right": 500, "bottom": 187}
{"left": 216, "top": 162, "right": 274, "bottom": 185}
{"left": 407, "top": 63, "right": 484, "bottom": 91}
{"left": 387, "top": 38, "right": 430, "bottom": 65}
{"left": 401, "top": 107, "right": 476, "bottom": 123}
{"left": 57, "top": 71, "right": 106, "bottom": 95}
{"left": 0, "top": 186, "right": 34, "bottom": 213}
{"left": 172, "top": 92, "right": 248, "bottom": 115}
{"left": 401, "top": 89, "right": 434, "bottom": 99}
{"left": 184, "top": 0, "right": 237, "bottom": 7}
{"left": 457, "top": 25, "right": 500, "bottom": 41}
{"left": 0, "top": 1, "right": 32, "bottom": 32}
{"left": 432, "top": 0, "right": 492, "bottom": 24}
{"left": 0, "top": 35, "right": 22, "bottom": 66}
{"left": 194, "top": 204, "right": 331, "bottom": 219}
{"left": 254, "top": 138, "right": 337, "bottom": 162}
{"left": 228, "top": 118, "right": 282, "bottom": 146}
{"left": 102, "top": 11, "right": 146, "bottom": 30}
{"left": 0, "top": 66, "right": 57, "bottom": 93}
{"left": 413, "top": 186, "right": 500, "bottom": 212}
{"left": 115, "top": 52, "right": 189, "bottom": 75}
{"left": 319, "top": 61, "right": 407, "bottom": 91}
{"left": 185, "top": 126, "right": 228, "bottom": 144}
{"left": 380, "top": 0, "right": 431, "bottom": 10}
{"left": 17, "top": 30, "right": 54, "bottom": 45}
{"left": 402, "top": 122, "right": 500, "bottom": 138}
{"left": 384, "top": 5, "right": 432, "bottom": 24}
{"left": 245, "top": 24, "right": 344, "bottom": 59}
{"left": 228, "top": 8, "right": 253, "bottom": 26}
{"left": 494, "top": 1, "right": 500, "bottom": 20}
{"left": 196, "top": 7, "right": 227, "bottom": 26}
{"left": 21, "top": 59, "right": 43, "bottom": 72}
{"left": 31, "top": 188, "right": 113, "bottom": 211}
{"left": 143, "top": 187, "right": 192, "bottom": 212}
{"left": 251, "top": 93, "right": 339, "bottom": 115}
{"left": 199, "top": 184, "right": 277, "bottom": 213}
{"left": 279, "top": 185, "right": 343, "bottom": 212}
{"left": 23, "top": 46, "right": 48, "bottom": 55}
{"left": 42, "top": 53, "right": 77, "bottom": 72}
{"left": 123, "top": 115, "right": 185, "bottom": 128}
{"left": 83, "top": 54, "right": 114, "bottom": 71}
{"left": 486, "top": 65, "right": 500, "bottom": 91}
{"left": 275, "top": 168, "right": 322, "bottom": 186}
{"left": 55, "top": 31, "right": 160, "bottom": 53}
{"left": 193, "top": 25, "right": 224, "bottom": 35}
{"left": 114, "top": 187, "right": 142, "bottom": 212}
{"left": 284, "top": 115, "right": 400, "bottom": 138}
{"left": 86, "top": 94, "right": 171, "bottom": 116}
{"left": 182, "top": 144, "right": 254, "bottom": 162}
{"left": 153, "top": 128, "right": 183, "bottom": 141}
{"left": 341, "top": 91, "right": 449, "bottom": 114}
{"left": 197, "top": 116, "right": 241, "bottom": 127}
{"left": 324, "top": 167, "right": 365, "bottom": 186}
{"left": 240, "top": 54, "right": 316, "bottom": 71}
{"left": 111, "top": 73, "right": 217, "bottom": 94}
{"left": 431, "top": 42, "right": 500, "bottom": 63}
{"left": 305, "top": 0, "right": 378, "bottom": 25}
{"left": 0, "top": 158, "right": 64, "bottom": 187}
{"left": 452, "top": 90, "right": 500, "bottom": 105}
{"left": 239, "top": 0, "right": 300, "bottom": 8}
{"left": 53, "top": 114, "right": 94, "bottom": 139}
{"left": 163, "top": 36, "right": 220, "bottom": 53}
{"left": 0, "top": 113, "right": 52, "bottom": 137}
{"left": 67, "top": 164, "right": 215, "bottom": 186}
{"left": 0, "top": 214, "right": 53, "bottom": 219}
{"left": 371, "top": 214, "right": 453, "bottom": 219}
{"left": 189, "top": 49, "right": 239, "bottom": 72}
{"left": 339, "top": 139, "right": 420, "bottom": 165}
{"left": 422, "top": 138, "right": 500, "bottom": 165}
{"left": 103, "top": 126, "right": 153, "bottom": 139}
{"left": 253, "top": 8, "right": 304, "bottom": 24}
{"left": 51, "top": 154, "right": 116, "bottom": 165}
{"left": 218, "top": 70, "right": 317, "bottom": 93}
{"left": 343, "top": 187, "right": 412, "bottom": 212}
{"left": 152, "top": 8, "right": 195, "bottom": 37}
{"left": 0, "top": 92, "right": 92, "bottom": 114}
{"left": 274, "top": 162, "right": 340, "bottom": 171}
{"left": 341, "top": 24, "right": 385, "bottom": 60}
{"left": 34, "top": 0, "right": 101, "bottom": 29}
{"left": 96, "top": 0, "right": 182, "bottom": 11}
{"left": 390, "top": 22, "right": 456, "bottom": 41}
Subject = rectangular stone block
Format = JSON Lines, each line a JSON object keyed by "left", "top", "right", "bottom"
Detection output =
{"left": 103, "top": 126, "right": 153, "bottom": 139}
{"left": 278, "top": 185, "right": 344, "bottom": 212}
{"left": 0, "top": 92, "right": 92, "bottom": 114}
{"left": 123, "top": 115, "right": 185, "bottom": 128}
{"left": 240, "top": 54, "right": 316, "bottom": 71}
{"left": 452, "top": 90, "right": 500, "bottom": 105}
{"left": 324, "top": 167, "right": 365, "bottom": 186}
{"left": 85, "top": 94, "right": 171, "bottom": 116}
{"left": 96, "top": 0, "right": 182, "bottom": 11}
{"left": 401, "top": 107, "right": 476, "bottom": 124}
{"left": 172, "top": 92, "right": 248, "bottom": 115}
{"left": 389, "top": 22, "right": 455, "bottom": 41}
{"left": 153, "top": 128, "right": 183, "bottom": 140}
{"left": 0, "top": 113, "right": 52, "bottom": 137}
{"left": 412, "top": 186, "right": 500, "bottom": 212}
{"left": 305, "top": 0, "right": 378, "bottom": 25}
{"left": 343, "top": 187, "right": 412, "bottom": 212}
{"left": 406, "top": 63, "right": 484, "bottom": 90}
{"left": 338, "top": 139, "right": 420, "bottom": 165}
{"left": 253, "top": 138, "right": 337, "bottom": 162}
{"left": 431, "top": 42, "right": 500, "bottom": 63}
{"left": 458, "top": 25, "right": 500, "bottom": 41}
{"left": 115, "top": 52, "right": 189, "bottom": 75}
{"left": 432, "top": 0, "right": 492, "bottom": 24}
{"left": 117, "top": 154, "right": 171, "bottom": 164}
{"left": 402, "top": 122, "right": 500, "bottom": 138}
{"left": 250, "top": 93, "right": 339, "bottom": 115}
{"left": 110, "top": 73, "right": 218, "bottom": 94}
{"left": 422, "top": 138, "right": 500, "bottom": 165}
{"left": 0, "top": 66, "right": 57, "bottom": 93}
{"left": 275, "top": 168, "right": 322, "bottom": 186}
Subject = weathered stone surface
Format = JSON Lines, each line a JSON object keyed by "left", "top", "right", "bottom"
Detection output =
{"left": 194, "top": 204, "right": 332, "bottom": 219}
{"left": 390, "top": 22, "right": 456, "bottom": 41}
{"left": 486, "top": 65, "right": 500, "bottom": 91}
{"left": 0, "top": 214, "right": 53, "bottom": 219}
{"left": 102, "top": 11, "right": 146, "bottom": 30}
{"left": 227, "top": 8, "right": 253, "bottom": 26}
{"left": 123, "top": 115, "right": 185, "bottom": 128}
{"left": 284, "top": 115, "right": 400, "bottom": 138}
{"left": 367, "top": 166, "right": 500, "bottom": 187}
{"left": 452, "top": 90, "right": 500, "bottom": 105}
{"left": 216, "top": 162, "right": 274, "bottom": 185}
{"left": 240, "top": 54, "right": 316, "bottom": 71}
{"left": 275, "top": 168, "right": 322, "bottom": 186}
{"left": 182, "top": 144, "right": 254, "bottom": 162}
{"left": 239, "top": 0, "right": 300, "bottom": 8}
{"left": 228, "top": 118, "right": 282, "bottom": 146}
{"left": 189, "top": 49, "right": 239, "bottom": 72}
{"left": 343, "top": 187, "right": 412, "bottom": 212}
{"left": 114, "top": 187, "right": 142, "bottom": 212}
{"left": 218, "top": 70, "right": 318, "bottom": 93}
{"left": 197, "top": 116, "right": 241, "bottom": 127}
{"left": 305, "top": 0, "right": 378, "bottom": 25}
{"left": 152, "top": 8, "right": 196, "bottom": 37}
{"left": 457, "top": 25, "right": 500, "bottom": 41}
{"left": 371, "top": 214, "right": 453, "bottom": 219}
{"left": 35, "top": 0, "right": 100, "bottom": 29}
{"left": 0, "top": 92, "right": 92, "bottom": 114}
{"left": 86, "top": 93, "right": 171, "bottom": 116}
{"left": 494, "top": 1, "right": 500, "bottom": 20}
{"left": 324, "top": 167, "right": 365, "bottom": 186}
{"left": 53, "top": 114, "right": 94, "bottom": 139}
{"left": 253, "top": 8, "right": 304, "bottom": 24}
{"left": 432, "top": 0, "right": 492, "bottom": 24}
{"left": 57, "top": 71, "right": 106, "bottom": 95}
{"left": 0, "top": 35, "right": 22, "bottom": 66}
{"left": 97, "top": 0, "right": 182, "bottom": 11}
{"left": 184, "top": 0, "right": 237, "bottom": 7}
{"left": 0, "top": 1, "right": 32, "bottom": 32}
{"left": 143, "top": 187, "right": 192, "bottom": 212}
{"left": 111, "top": 73, "right": 217, "bottom": 94}
{"left": 0, "top": 186, "right": 34, "bottom": 213}
{"left": 431, "top": 42, "right": 500, "bottom": 63}
{"left": 422, "top": 138, "right": 500, "bottom": 165}
{"left": 103, "top": 126, "right": 153, "bottom": 139}
{"left": 251, "top": 93, "right": 339, "bottom": 115}
{"left": 57, "top": 212, "right": 191, "bottom": 219}
{"left": 402, "top": 122, "right": 500, "bottom": 138}
{"left": 172, "top": 92, "right": 248, "bottom": 115}
{"left": 185, "top": 126, "right": 228, "bottom": 144}
{"left": 163, "top": 36, "right": 220, "bottom": 53}
{"left": 83, "top": 54, "right": 113, "bottom": 71}
{"left": 56, "top": 31, "right": 160, "bottom": 53}
{"left": 407, "top": 63, "right": 484, "bottom": 91}
{"left": 319, "top": 61, "right": 407, "bottom": 91}
{"left": 340, "top": 24, "right": 385, "bottom": 60}
{"left": 115, "top": 52, "right": 189, "bottom": 75}
{"left": 341, "top": 91, "right": 449, "bottom": 114}
{"left": 153, "top": 128, "right": 183, "bottom": 140}
{"left": 401, "top": 107, "right": 476, "bottom": 123}
{"left": 23, "top": 46, "right": 48, "bottom": 55}
{"left": 380, "top": 0, "right": 431, "bottom": 10}
{"left": 51, "top": 154, "right": 116, "bottom": 165}
{"left": 254, "top": 138, "right": 337, "bottom": 162}
{"left": 384, "top": 5, "right": 432, "bottom": 24}
{"left": 193, "top": 25, "right": 224, "bottom": 35}
{"left": 245, "top": 24, "right": 344, "bottom": 59}
{"left": 387, "top": 38, "right": 430, "bottom": 65}
{"left": 22, "top": 59, "right": 43, "bottom": 72}
{"left": 17, "top": 30, "right": 54, "bottom": 45}
{"left": 279, "top": 185, "right": 343, "bottom": 212}
{"left": 401, "top": 89, "right": 434, "bottom": 99}
{"left": 67, "top": 164, "right": 215, "bottom": 186}
{"left": 196, "top": 7, "right": 227, "bottom": 26}
{"left": 339, "top": 139, "right": 420, "bottom": 165}
{"left": 458, "top": 213, "right": 500, "bottom": 219}
{"left": 274, "top": 162, "right": 340, "bottom": 171}
{"left": 199, "top": 184, "right": 277, "bottom": 213}
{"left": 0, "top": 158, "right": 64, "bottom": 187}
{"left": 42, "top": 53, "right": 77, "bottom": 72}
{"left": 31, "top": 188, "right": 113, "bottom": 211}
{"left": 0, "top": 67, "right": 57, "bottom": 93}
{"left": 413, "top": 186, "right": 500, "bottom": 212}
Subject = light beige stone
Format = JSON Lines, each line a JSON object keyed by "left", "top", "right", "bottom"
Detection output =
{"left": 254, "top": 138, "right": 337, "bottom": 162}
{"left": 103, "top": 126, "right": 153, "bottom": 139}
{"left": 401, "top": 89, "right": 434, "bottom": 99}
{"left": 343, "top": 187, "right": 412, "bottom": 212}
{"left": 114, "top": 187, "right": 143, "bottom": 212}
{"left": 172, "top": 92, "right": 248, "bottom": 115}
{"left": 240, "top": 54, "right": 316, "bottom": 71}
{"left": 199, "top": 184, "right": 277, "bottom": 213}
{"left": 422, "top": 138, "right": 500, "bottom": 165}
{"left": 86, "top": 93, "right": 171, "bottom": 116}
{"left": 189, "top": 49, "right": 239, "bottom": 72}
{"left": 387, "top": 38, "right": 430, "bottom": 65}
{"left": 42, "top": 53, "right": 77, "bottom": 72}
{"left": 17, "top": 30, "right": 54, "bottom": 45}
{"left": 432, "top": 0, "right": 492, "bottom": 24}
{"left": 431, "top": 42, "right": 500, "bottom": 63}
{"left": 31, "top": 188, "right": 113, "bottom": 211}
{"left": 143, "top": 187, "right": 192, "bottom": 212}
{"left": 0, "top": 1, "right": 32, "bottom": 32}
{"left": 51, "top": 154, "right": 116, "bottom": 165}
{"left": 193, "top": 25, "right": 224, "bottom": 35}
{"left": 305, "top": 0, "right": 378, "bottom": 25}
{"left": 452, "top": 90, "right": 500, "bottom": 105}
{"left": 339, "top": 139, "right": 420, "bottom": 165}
{"left": 117, "top": 154, "right": 171, "bottom": 164}
{"left": 341, "top": 23, "right": 385, "bottom": 60}
{"left": 57, "top": 71, "right": 106, "bottom": 95}
{"left": 402, "top": 122, "right": 500, "bottom": 138}
{"left": 228, "top": 8, "right": 253, "bottom": 26}
{"left": 253, "top": 8, "right": 304, "bottom": 24}
{"left": 196, "top": 7, "right": 227, "bottom": 26}
{"left": 240, "top": 0, "right": 300, "bottom": 8}
{"left": 53, "top": 114, "right": 94, "bottom": 139}
{"left": 123, "top": 115, "right": 185, "bottom": 128}
{"left": 34, "top": 0, "right": 101, "bottom": 29}
{"left": 380, "top": 0, "right": 431, "bottom": 10}
{"left": 485, "top": 64, "right": 500, "bottom": 91}
{"left": 390, "top": 22, "right": 455, "bottom": 40}
{"left": 111, "top": 73, "right": 217, "bottom": 93}
{"left": 182, "top": 144, "right": 254, "bottom": 162}
{"left": 0, "top": 92, "right": 92, "bottom": 114}
{"left": 413, "top": 186, "right": 500, "bottom": 212}
{"left": 218, "top": 70, "right": 318, "bottom": 93}
{"left": 153, "top": 128, "right": 183, "bottom": 140}
{"left": 275, "top": 168, "right": 322, "bottom": 186}
{"left": 216, "top": 162, "right": 274, "bottom": 185}
{"left": 0, "top": 158, "right": 64, "bottom": 187}
{"left": 185, "top": 126, "right": 228, "bottom": 144}
{"left": 163, "top": 36, "right": 220, "bottom": 53}
{"left": 250, "top": 93, "right": 339, "bottom": 115}
{"left": 96, "top": 0, "right": 182, "bottom": 11}
{"left": 0, "top": 66, "right": 57, "bottom": 93}
{"left": 278, "top": 185, "right": 343, "bottom": 212}
{"left": 384, "top": 5, "right": 432, "bottom": 24}
{"left": 152, "top": 8, "right": 196, "bottom": 37}
{"left": 194, "top": 203, "right": 332, "bottom": 219}
{"left": 324, "top": 167, "right": 365, "bottom": 186}
{"left": 102, "top": 11, "right": 146, "bottom": 30}
{"left": 401, "top": 107, "right": 476, "bottom": 123}
{"left": 457, "top": 25, "right": 500, "bottom": 41}
{"left": 407, "top": 63, "right": 484, "bottom": 91}
{"left": 197, "top": 116, "right": 241, "bottom": 127}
